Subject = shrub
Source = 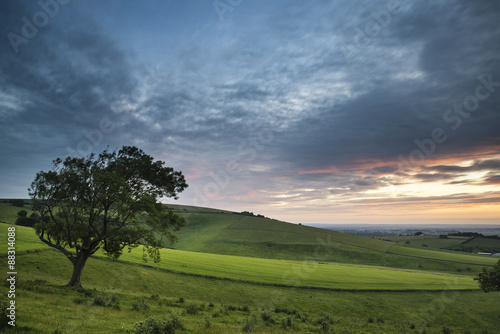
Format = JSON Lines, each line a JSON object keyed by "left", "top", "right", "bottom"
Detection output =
{"left": 11, "top": 199, "right": 25, "bottom": 207}
{"left": 149, "top": 294, "right": 159, "bottom": 301}
{"left": 204, "top": 315, "right": 211, "bottom": 328}
{"left": 185, "top": 302, "right": 199, "bottom": 315}
{"left": 73, "top": 296, "right": 87, "bottom": 304}
{"left": 126, "top": 314, "right": 184, "bottom": 334}
{"left": 316, "top": 313, "right": 334, "bottom": 325}
{"left": 132, "top": 299, "right": 150, "bottom": 312}
{"left": 242, "top": 317, "right": 255, "bottom": 333}
{"left": 17, "top": 210, "right": 27, "bottom": 218}
{"left": 92, "top": 295, "right": 106, "bottom": 307}
{"left": 281, "top": 315, "right": 294, "bottom": 329}
{"left": 240, "top": 305, "right": 250, "bottom": 312}
{"left": 177, "top": 297, "right": 184, "bottom": 303}
{"left": 320, "top": 321, "right": 333, "bottom": 333}
{"left": 442, "top": 326, "right": 451, "bottom": 334}
{"left": 261, "top": 309, "right": 273, "bottom": 323}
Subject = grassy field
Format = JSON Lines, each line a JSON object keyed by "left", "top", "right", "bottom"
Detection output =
{"left": 388, "top": 244, "right": 498, "bottom": 266}
{"left": 1, "top": 203, "right": 500, "bottom": 333}
{"left": 1, "top": 249, "right": 499, "bottom": 333}
{"left": 0, "top": 202, "right": 35, "bottom": 224}
{"left": 384, "top": 235, "right": 468, "bottom": 249}
{"left": 112, "top": 247, "right": 479, "bottom": 291}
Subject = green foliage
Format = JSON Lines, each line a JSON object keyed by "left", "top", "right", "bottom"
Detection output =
{"left": 15, "top": 210, "right": 39, "bottom": 227}
{"left": 204, "top": 315, "right": 211, "bottom": 328}
{"left": 126, "top": 314, "right": 184, "bottom": 334}
{"left": 281, "top": 315, "right": 294, "bottom": 329}
{"left": 11, "top": 199, "right": 25, "bottom": 207}
{"left": 242, "top": 316, "right": 257, "bottom": 332}
{"left": 92, "top": 294, "right": 106, "bottom": 306}
{"left": 260, "top": 309, "right": 274, "bottom": 323}
{"left": 73, "top": 295, "right": 87, "bottom": 304}
{"left": 29, "top": 146, "right": 187, "bottom": 287}
{"left": 132, "top": 298, "right": 150, "bottom": 312}
{"left": 184, "top": 302, "right": 199, "bottom": 315}
{"left": 475, "top": 260, "right": 500, "bottom": 292}
{"left": 442, "top": 326, "right": 451, "bottom": 334}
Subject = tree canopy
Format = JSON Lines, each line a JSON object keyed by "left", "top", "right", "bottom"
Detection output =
{"left": 475, "top": 260, "right": 500, "bottom": 292}
{"left": 29, "top": 146, "right": 188, "bottom": 287}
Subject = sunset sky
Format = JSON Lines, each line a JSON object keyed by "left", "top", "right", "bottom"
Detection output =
{"left": 1, "top": 0, "right": 499, "bottom": 225}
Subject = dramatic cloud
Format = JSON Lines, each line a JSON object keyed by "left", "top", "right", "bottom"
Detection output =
{"left": 1, "top": 0, "right": 499, "bottom": 225}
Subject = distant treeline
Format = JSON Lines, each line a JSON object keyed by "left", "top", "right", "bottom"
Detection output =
{"left": 448, "top": 232, "right": 500, "bottom": 240}
{"left": 233, "top": 211, "right": 268, "bottom": 219}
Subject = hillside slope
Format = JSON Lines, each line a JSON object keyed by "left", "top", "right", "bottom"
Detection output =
{"left": 168, "top": 205, "right": 496, "bottom": 274}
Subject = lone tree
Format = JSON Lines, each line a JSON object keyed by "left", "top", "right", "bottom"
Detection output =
{"left": 29, "top": 146, "right": 188, "bottom": 287}
{"left": 475, "top": 260, "right": 500, "bottom": 292}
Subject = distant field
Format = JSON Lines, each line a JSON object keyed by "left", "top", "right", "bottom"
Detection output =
{"left": 384, "top": 235, "right": 468, "bottom": 249}
{"left": 0, "top": 223, "right": 481, "bottom": 291}
{"left": 0, "top": 201, "right": 35, "bottom": 224}
{"left": 112, "top": 247, "right": 479, "bottom": 291}
{"left": 389, "top": 244, "right": 498, "bottom": 266}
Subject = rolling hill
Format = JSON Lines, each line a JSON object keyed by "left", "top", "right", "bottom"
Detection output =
{"left": 1, "top": 201, "right": 500, "bottom": 333}
{"left": 167, "top": 204, "right": 497, "bottom": 275}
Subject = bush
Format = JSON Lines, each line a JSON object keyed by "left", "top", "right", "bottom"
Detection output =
{"left": 204, "top": 315, "right": 211, "bottom": 328}
{"left": 240, "top": 305, "right": 250, "bottom": 312}
{"left": 242, "top": 317, "right": 256, "bottom": 333}
{"left": 11, "top": 199, "right": 25, "bottom": 207}
{"left": 281, "top": 315, "right": 294, "bottom": 329}
{"left": 77, "top": 288, "right": 94, "bottom": 297}
{"left": 185, "top": 302, "right": 199, "bottom": 315}
{"left": 442, "top": 326, "right": 451, "bottom": 334}
{"left": 316, "top": 313, "right": 334, "bottom": 325}
{"left": 261, "top": 309, "right": 273, "bottom": 323}
{"left": 73, "top": 296, "right": 87, "bottom": 304}
{"left": 475, "top": 260, "right": 500, "bottom": 292}
{"left": 132, "top": 299, "right": 150, "bottom": 312}
{"left": 15, "top": 212, "right": 39, "bottom": 227}
{"left": 126, "top": 314, "right": 184, "bottom": 334}
{"left": 92, "top": 295, "right": 106, "bottom": 307}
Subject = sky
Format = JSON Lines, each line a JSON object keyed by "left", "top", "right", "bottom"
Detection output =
{"left": 1, "top": 0, "right": 500, "bottom": 225}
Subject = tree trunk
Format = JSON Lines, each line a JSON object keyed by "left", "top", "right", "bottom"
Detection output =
{"left": 66, "top": 255, "right": 89, "bottom": 288}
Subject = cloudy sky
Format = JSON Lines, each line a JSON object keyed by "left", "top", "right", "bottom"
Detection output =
{"left": 1, "top": 0, "right": 500, "bottom": 225}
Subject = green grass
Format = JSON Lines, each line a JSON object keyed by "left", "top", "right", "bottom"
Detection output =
{"left": 389, "top": 244, "right": 498, "bottom": 266}
{"left": 111, "top": 247, "right": 479, "bottom": 291}
{"left": 1, "top": 215, "right": 500, "bottom": 333}
{"left": 1, "top": 249, "right": 499, "bottom": 333}
{"left": 385, "top": 235, "right": 468, "bottom": 249}
{"left": 0, "top": 202, "right": 34, "bottom": 224}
